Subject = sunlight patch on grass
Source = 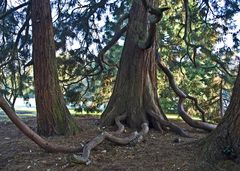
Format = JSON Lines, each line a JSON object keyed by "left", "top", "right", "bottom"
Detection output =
{"left": 166, "top": 114, "right": 201, "bottom": 121}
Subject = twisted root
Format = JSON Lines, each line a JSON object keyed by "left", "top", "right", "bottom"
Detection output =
{"left": 70, "top": 113, "right": 149, "bottom": 165}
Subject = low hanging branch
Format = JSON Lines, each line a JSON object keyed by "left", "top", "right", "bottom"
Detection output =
{"left": 69, "top": 113, "right": 149, "bottom": 165}
{"left": 99, "top": 24, "right": 128, "bottom": 68}
{"left": 0, "top": 94, "right": 83, "bottom": 153}
{"left": 82, "top": 24, "right": 128, "bottom": 76}
{"left": 157, "top": 59, "right": 216, "bottom": 131}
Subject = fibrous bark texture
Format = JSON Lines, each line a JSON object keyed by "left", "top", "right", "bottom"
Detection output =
{"left": 200, "top": 66, "right": 240, "bottom": 167}
{"left": 101, "top": 0, "right": 188, "bottom": 136}
{"left": 31, "top": 0, "right": 78, "bottom": 136}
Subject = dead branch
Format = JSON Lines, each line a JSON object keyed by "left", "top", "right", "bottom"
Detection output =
{"left": 157, "top": 60, "right": 217, "bottom": 131}
{"left": 0, "top": 94, "right": 83, "bottom": 153}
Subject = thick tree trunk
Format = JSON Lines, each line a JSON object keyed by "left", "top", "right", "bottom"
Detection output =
{"left": 200, "top": 66, "right": 240, "bottom": 168}
{"left": 31, "top": 0, "right": 79, "bottom": 136}
{"left": 101, "top": 0, "right": 185, "bottom": 135}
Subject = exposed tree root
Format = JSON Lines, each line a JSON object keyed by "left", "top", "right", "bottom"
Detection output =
{"left": 178, "top": 98, "right": 216, "bottom": 131}
{"left": 0, "top": 94, "right": 83, "bottom": 153}
{"left": 148, "top": 111, "right": 191, "bottom": 137}
{"left": 157, "top": 59, "right": 216, "bottom": 131}
{"left": 70, "top": 113, "right": 150, "bottom": 165}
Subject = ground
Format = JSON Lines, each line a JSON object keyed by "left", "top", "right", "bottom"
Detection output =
{"left": 0, "top": 115, "right": 211, "bottom": 171}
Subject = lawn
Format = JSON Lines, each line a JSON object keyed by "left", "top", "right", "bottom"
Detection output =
{"left": 0, "top": 106, "right": 201, "bottom": 122}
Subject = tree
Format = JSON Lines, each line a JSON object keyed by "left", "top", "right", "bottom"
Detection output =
{"left": 199, "top": 65, "right": 240, "bottom": 169}
{"left": 101, "top": 0, "right": 170, "bottom": 130}
{"left": 70, "top": 0, "right": 218, "bottom": 164}
{"left": 31, "top": 0, "right": 79, "bottom": 136}
{"left": 101, "top": 0, "right": 214, "bottom": 132}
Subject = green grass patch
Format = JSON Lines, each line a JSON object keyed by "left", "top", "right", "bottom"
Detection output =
{"left": 166, "top": 114, "right": 201, "bottom": 121}
{"left": 1, "top": 107, "right": 201, "bottom": 122}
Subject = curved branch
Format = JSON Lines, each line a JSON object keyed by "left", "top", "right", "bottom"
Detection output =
{"left": 138, "top": 7, "right": 169, "bottom": 49}
{"left": 15, "top": 16, "right": 31, "bottom": 49}
{"left": 114, "top": 113, "right": 127, "bottom": 134}
{"left": 158, "top": 61, "right": 187, "bottom": 98}
{"left": 157, "top": 60, "right": 216, "bottom": 131}
{"left": 99, "top": 25, "right": 128, "bottom": 68}
{"left": 178, "top": 98, "right": 216, "bottom": 131}
{"left": 0, "top": 94, "right": 83, "bottom": 153}
{"left": 70, "top": 131, "right": 139, "bottom": 165}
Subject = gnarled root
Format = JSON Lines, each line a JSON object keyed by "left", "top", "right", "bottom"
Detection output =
{"left": 71, "top": 113, "right": 149, "bottom": 165}
{"left": 148, "top": 111, "right": 191, "bottom": 138}
{"left": 70, "top": 131, "right": 139, "bottom": 165}
{"left": 178, "top": 98, "right": 216, "bottom": 131}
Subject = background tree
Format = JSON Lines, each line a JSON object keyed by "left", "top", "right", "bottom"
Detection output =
{"left": 31, "top": 0, "right": 79, "bottom": 136}
{"left": 0, "top": 0, "right": 32, "bottom": 109}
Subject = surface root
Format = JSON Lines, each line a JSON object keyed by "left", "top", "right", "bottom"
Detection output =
{"left": 71, "top": 113, "right": 149, "bottom": 165}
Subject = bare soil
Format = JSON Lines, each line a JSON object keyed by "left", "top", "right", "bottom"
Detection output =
{"left": 0, "top": 116, "right": 209, "bottom": 171}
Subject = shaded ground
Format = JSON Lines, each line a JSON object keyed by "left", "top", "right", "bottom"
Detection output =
{"left": 0, "top": 116, "right": 211, "bottom": 171}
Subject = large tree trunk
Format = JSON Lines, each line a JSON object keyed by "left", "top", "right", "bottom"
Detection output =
{"left": 200, "top": 66, "right": 240, "bottom": 168}
{"left": 101, "top": 0, "right": 183, "bottom": 134}
{"left": 31, "top": 0, "right": 79, "bottom": 136}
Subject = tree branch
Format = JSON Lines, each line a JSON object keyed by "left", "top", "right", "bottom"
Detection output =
{"left": 138, "top": 7, "right": 169, "bottom": 49}
{"left": 99, "top": 25, "right": 128, "bottom": 68}
{"left": 157, "top": 58, "right": 216, "bottom": 131}
{"left": 0, "top": 1, "right": 30, "bottom": 20}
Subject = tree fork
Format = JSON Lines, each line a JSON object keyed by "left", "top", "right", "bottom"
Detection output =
{"left": 101, "top": 0, "right": 188, "bottom": 136}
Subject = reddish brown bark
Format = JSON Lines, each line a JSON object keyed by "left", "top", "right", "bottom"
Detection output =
{"left": 31, "top": 0, "right": 78, "bottom": 136}
{"left": 101, "top": 0, "right": 188, "bottom": 136}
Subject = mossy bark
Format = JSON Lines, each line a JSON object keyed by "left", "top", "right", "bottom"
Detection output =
{"left": 31, "top": 0, "right": 79, "bottom": 136}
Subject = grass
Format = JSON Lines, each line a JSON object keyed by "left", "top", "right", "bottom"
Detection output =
{"left": 0, "top": 106, "right": 201, "bottom": 122}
